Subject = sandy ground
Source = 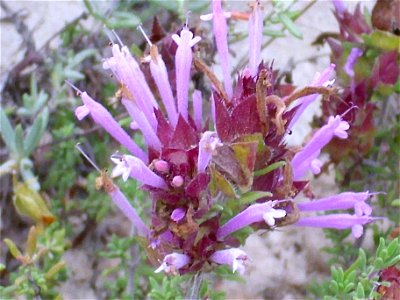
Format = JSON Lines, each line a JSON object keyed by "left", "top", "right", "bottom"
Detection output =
{"left": 1, "top": 1, "right": 375, "bottom": 299}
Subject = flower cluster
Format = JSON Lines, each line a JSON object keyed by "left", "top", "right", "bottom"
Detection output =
{"left": 73, "top": 0, "right": 381, "bottom": 275}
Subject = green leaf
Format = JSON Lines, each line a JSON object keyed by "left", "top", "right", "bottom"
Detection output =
{"left": 391, "top": 198, "right": 400, "bottom": 206}
{"left": 264, "top": 28, "right": 286, "bottom": 38}
{"left": 24, "top": 116, "right": 43, "bottom": 156}
{"left": 363, "top": 31, "right": 400, "bottom": 52}
{"left": 238, "top": 191, "right": 273, "bottom": 206}
{"left": 278, "top": 13, "right": 303, "bottom": 39}
{"left": 355, "top": 282, "right": 365, "bottom": 298}
{"left": 386, "top": 238, "right": 399, "bottom": 257}
{"left": 254, "top": 161, "right": 286, "bottom": 177}
{"left": 14, "top": 125, "right": 24, "bottom": 157}
{"left": 0, "top": 108, "right": 16, "bottom": 153}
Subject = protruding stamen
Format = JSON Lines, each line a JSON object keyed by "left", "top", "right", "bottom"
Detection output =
{"left": 341, "top": 105, "right": 358, "bottom": 118}
{"left": 112, "top": 29, "right": 124, "bottom": 47}
{"left": 75, "top": 143, "right": 101, "bottom": 173}
{"left": 104, "top": 26, "right": 115, "bottom": 46}
{"left": 65, "top": 80, "right": 82, "bottom": 96}
{"left": 185, "top": 10, "right": 192, "bottom": 28}
{"left": 137, "top": 24, "right": 153, "bottom": 47}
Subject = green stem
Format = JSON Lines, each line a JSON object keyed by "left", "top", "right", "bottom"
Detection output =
{"left": 185, "top": 272, "right": 203, "bottom": 300}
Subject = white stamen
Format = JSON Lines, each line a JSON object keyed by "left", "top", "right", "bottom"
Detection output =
{"left": 137, "top": 24, "right": 153, "bottom": 46}
{"left": 75, "top": 143, "right": 101, "bottom": 173}
{"left": 112, "top": 29, "right": 124, "bottom": 47}
{"left": 185, "top": 10, "right": 192, "bottom": 28}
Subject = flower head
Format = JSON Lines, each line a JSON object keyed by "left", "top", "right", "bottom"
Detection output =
{"left": 73, "top": 2, "right": 381, "bottom": 276}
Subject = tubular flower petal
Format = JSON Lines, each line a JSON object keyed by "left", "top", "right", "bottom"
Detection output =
{"left": 154, "top": 253, "right": 191, "bottom": 274}
{"left": 291, "top": 115, "right": 350, "bottom": 180}
{"left": 210, "top": 248, "right": 249, "bottom": 275}
{"left": 287, "top": 64, "right": 336, "bottom": 130}
{"left": 107, "top": 186, "right": 149, "bottom": 237}
{"left": 295, "top": 214, "right": 380, "bottom": 238}
{"left": 248, "top": 1, "right": 264, "bottom": 76}
{"left": 111, "top": 155, "right": 167, "bottom": 189}
{"left": 192, "top": 90, "right": 203, "bottom": 130}
{"left": 75, "top": 92, "right": 147, "bottom": 162}
{"left": 201, "top": 0, "right": 233, "bottom": 99}
{"left": 148, "top": 45, "right": 178, "bottom": 127}
{"left": 344, "top": 48, "right": 363, "bottom": 78}
{"left": 298, "top": 191, "right": 374, "bottom": 216}
{"left": 197, "top": 131, "right": 222, "bottom": 173}
{"left": 332, "top": 0, "right": 346, "bottom": 16}
{"left": 121, "top": 99, "right": 162, "bottom": 151}
{"left": 217, "top": 201, "right": 287, "bottom": 240}
{"left": 172, "top": 27, "right": 201, "bottom": 121}
{"left": 103, "top": 44, "right": 158, "bottom": 129}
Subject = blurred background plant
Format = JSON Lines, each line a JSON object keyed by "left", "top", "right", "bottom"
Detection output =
{"left": 1, "top": 0, "right": 398, "bottom": 299}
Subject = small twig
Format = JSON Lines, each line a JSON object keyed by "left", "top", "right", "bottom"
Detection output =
{"left": 284, "top": 86, "right": 336, "bottom": 106}
{"left": 194, "top": 57, "right": 229, "bottom": 104}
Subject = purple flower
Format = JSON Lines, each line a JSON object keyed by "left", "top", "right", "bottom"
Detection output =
{"left": 192, "top": 90, "right": 203, "bottom": 130}
{"left": 217, "top": 201, "right": 287, "bottom": 240}
{"left": 344, "top": 47, "right": 363, "bottom": 78}
{"left": 172, "top": 27, "right": 201, "bottom": 121}
{"left": 146, "top": 43, "right": 178, "bottom": 127}
{"left": 197, "top": 131, "right": 222, "bottom": 173}
{"left": 103, "top": 44, "right": 158, "bottom": 128}
{"left": 332, "top": 0, "right": 346, "bottom": 17}
{"left": 171, "top": 208, "right": 186, "bottom": 222}
{"left": 72, "top": 2, "right": 382, "bottom": 275}
{"left": 291, "top": 115, "right": 350, "bottom": 180}
{"left": 295, "top": 214, "right": 379, "bottom": 238}
{"left": 297, "top": 191, "right": 374, "bottom": 216}
{"left": 201, "top": 0, "right": 233, "bottom": 98}
{"left": 75, "top": 92, "right": 147, "bottom": 162}
{"left": 155, "top": 253, "right": 191, "bottom": 274}
{"left": 248, "top": 1, "right": 264, "bottom": 76}
{"left": 287, "top": 64, "right": 336, "bottom": 130}
{"left": 96, "top": 173, "right": 149, "bottom": 237}
{"left": 111, "top": 154, "right": 167, "bottom": 189}
{"left": 210, "top": 248, "right": 249, "bottom": 275}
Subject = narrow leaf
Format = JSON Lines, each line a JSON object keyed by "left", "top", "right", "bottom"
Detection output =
{"left": 278, "top": 13, "right": 303, "bottom": 39}
{"left": 24, "top": 117, "right": 43, "bottom": 156}
{"left": 0, "top": 108, "right": 16, "bottom": 152}
{"left": 4, "top": 238, "right": 22, "bottom": 259}
{"left": 239, "top": 191, "right": 273, "bottom": 206}
{"left": 254, "top": 161, "right": 286, "bottom": 177}
{"left": 14, "top": 125, "right": 24, "bottom": 157}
